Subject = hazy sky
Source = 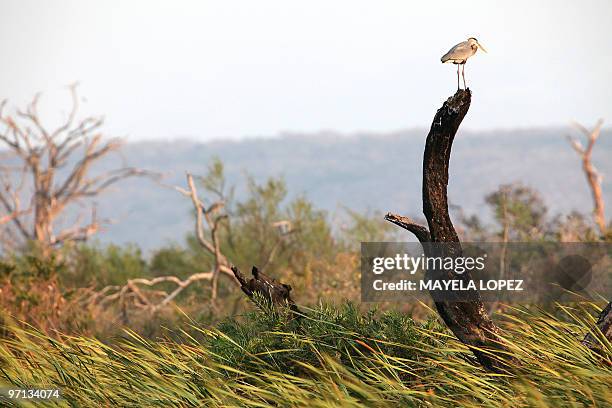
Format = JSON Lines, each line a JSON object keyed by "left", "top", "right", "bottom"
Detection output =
{"left": 1, "top": 0, "right": 611, "bottom": 141}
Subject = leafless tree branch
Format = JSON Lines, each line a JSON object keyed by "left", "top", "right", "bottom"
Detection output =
{"left": 384, "top": 212, "right": 430, "bottom": 242}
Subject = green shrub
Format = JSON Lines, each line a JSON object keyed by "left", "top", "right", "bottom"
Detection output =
{"left": 61, "top": 243, "right": 148, "bottom": 287}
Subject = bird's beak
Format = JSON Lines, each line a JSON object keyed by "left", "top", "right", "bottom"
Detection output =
{"left": 477, "top": 42, "right": 488, "bottom": 53}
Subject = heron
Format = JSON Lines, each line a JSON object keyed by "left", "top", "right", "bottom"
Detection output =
{"left": 441, "top": 37, "right": 487, "bottom": 90}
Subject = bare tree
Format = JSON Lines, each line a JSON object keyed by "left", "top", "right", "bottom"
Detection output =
{"left": 568, "top": 120, "right": 606, "bottom": 235}
{"left": 0, "top": 85, "right": 146, "bottom": 252}
{"left": 94, "top": 172, "right": 294, "bottom": 317}
{"left": 94, "top": 173, "right": 235, "bottom": 315}
{"left": 180, "top": 173, "right": 235, "bottom": 299}
{"left": 567, "top": 120, "right": 612, "bottom": 350}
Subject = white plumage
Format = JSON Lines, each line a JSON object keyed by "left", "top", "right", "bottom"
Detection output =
{"left": 441, "top": 37, "right": 487, "bottom": 89}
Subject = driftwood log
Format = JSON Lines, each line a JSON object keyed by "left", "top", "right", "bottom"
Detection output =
{"left": 386, "top": 89, "right": 511, "bottom": 371}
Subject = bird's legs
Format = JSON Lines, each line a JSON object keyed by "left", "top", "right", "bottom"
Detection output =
{"left": 461, "top": 64, "right": 467, "bottom": 89}
{"left": 456, "top": 64, "right": 460, "bottom": 90}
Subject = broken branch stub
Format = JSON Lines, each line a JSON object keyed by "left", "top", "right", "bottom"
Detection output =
{"left": 232, "top": 265, "right": 301, "bottom": 317}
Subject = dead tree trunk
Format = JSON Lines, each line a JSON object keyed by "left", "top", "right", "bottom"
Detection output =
{"left": 386, "top": 89, "right": 511, "bottom": 371}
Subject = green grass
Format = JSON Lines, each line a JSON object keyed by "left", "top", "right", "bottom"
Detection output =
{"left": 0, "top": 303, "right": 610, "bottom": 407}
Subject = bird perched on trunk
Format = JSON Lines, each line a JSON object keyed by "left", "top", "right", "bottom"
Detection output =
{"left": 441, "top": 37, "right": 487, "bottom": 90}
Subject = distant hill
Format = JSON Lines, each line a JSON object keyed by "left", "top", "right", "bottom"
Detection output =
{"left": 85, "top": 128, "right": 611, "bottom": 251}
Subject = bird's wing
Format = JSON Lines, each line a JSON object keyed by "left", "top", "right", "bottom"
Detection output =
{"left": 441, "top": 41, "right": 471, "bottom": 62}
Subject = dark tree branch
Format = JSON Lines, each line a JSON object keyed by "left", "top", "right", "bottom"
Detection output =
{"left": 232, "top": 265, "right": 301, "bottom": 317}
{"left": 384, "top": 213, "right": 430, "bottom": 242}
